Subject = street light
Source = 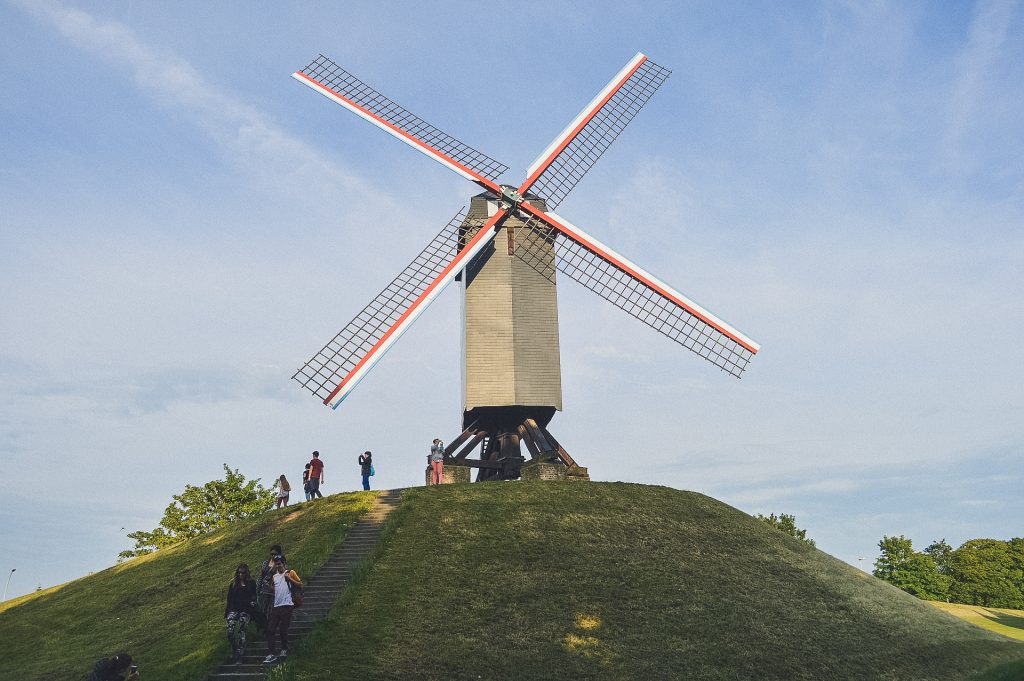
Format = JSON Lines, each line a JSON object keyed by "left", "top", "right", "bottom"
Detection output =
{"left": 2, "top": 568, "right": 15, "bottom": 601}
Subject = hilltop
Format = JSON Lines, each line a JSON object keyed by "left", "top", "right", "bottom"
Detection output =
{"left": 280, "top": 483, "right": 1024, "bottom": 681}
{"left": 2, "top": 483, "right": 1023, "bottom": 681}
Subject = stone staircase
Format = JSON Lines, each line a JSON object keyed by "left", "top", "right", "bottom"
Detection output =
{"left": 206, "top": 489, "right": 402, "bottom": 680}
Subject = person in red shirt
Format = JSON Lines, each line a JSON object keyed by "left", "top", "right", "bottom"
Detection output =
{"left": 307, "top": 451, "right": 324, "bottom": 499}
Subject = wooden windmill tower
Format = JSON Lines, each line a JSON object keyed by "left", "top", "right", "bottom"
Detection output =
{"left": 291, "top": 53, "right": 760, "bottom": 480}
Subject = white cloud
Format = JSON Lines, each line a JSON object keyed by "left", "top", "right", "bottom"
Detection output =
{"left": 943, "top": 0, "right": 1019, "bottom": 173}
{"left": 13, "top": 0, "right": 401, "bottom": 214}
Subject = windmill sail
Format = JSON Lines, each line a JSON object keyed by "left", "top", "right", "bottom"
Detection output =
{"left": 519, "top": 53, "right": 671, "bottom": 209}
{"left": 294, "top": 55, "right": 508, "bottom": 187}
{"left": 291, "top": 51, "right": 759, "bottom": 409}
{"left": 514, "top": 206, "right": 758, "bottom": 378}
{"left": 293, "top": 208, "right": 501, "bottom": 407}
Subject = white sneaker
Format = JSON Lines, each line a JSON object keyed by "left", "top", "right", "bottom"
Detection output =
{"left": 262, "top": 654, "right": 277, "bottom": 664}
{"left": 279, "top": 649, "right": 288, "bottom": 658}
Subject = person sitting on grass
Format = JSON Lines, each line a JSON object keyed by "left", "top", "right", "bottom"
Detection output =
{"left": 89, "top": 652, "right": 139, "bottom": 681}
{"left": 225, "top": 563, "right": 257, "bottom": 665}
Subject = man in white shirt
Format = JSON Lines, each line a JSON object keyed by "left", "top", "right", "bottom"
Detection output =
{"left": 263, "top": 555, "right": 301, "bottom": 663}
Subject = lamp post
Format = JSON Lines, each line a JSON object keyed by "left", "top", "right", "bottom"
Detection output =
{"left": 2, "top": 568, "right": 14, "bottom": 601}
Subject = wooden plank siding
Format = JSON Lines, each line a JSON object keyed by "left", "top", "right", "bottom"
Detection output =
{"left": 463, "top": 194, "right": 563, "bottom": 412}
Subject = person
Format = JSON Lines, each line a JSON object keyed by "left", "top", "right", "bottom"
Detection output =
{"left": 307, "top": 451, "right": 324, "bottom": 499}
{"left": 263, "top": 554, "right": 302, "bottom": 664}
{"left": 302, "top": 463, "right": 312, "bottom": 501}
{"left": 225, "top": 563, "right": 256, "bottom": 664}
{"left": 429, "top": 438, "right": 445, "bottom": 485}
{"left": 89, "top": 653, "right": 138, "bottom": 681}
{"left": 358, "top": 451, "right": 373, "bottom": 491}
{"left": 276, "top": 475, "right": 291, "bottom": 509}
{"left": 255, "top": 544, "right": 285, "bottom": 632}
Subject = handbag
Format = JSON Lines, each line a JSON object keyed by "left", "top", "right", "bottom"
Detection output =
{"left": 369, "top": 464, "right": 375, "bottom": 476}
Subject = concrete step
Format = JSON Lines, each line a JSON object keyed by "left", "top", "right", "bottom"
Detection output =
{"left": 206, "top": 489, "right": 403, "bottom": 680}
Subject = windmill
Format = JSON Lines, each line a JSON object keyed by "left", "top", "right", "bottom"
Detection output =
{"left": 291, "top": 53, "right": 760, "bottom": 480}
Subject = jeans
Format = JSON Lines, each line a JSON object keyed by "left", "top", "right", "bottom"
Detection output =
{"left": 267, "top": 605, "right": 293, "bottom": 654}
{"left": 308, "top": 478, "right": 322, "bottom": 499}
{"left": 362, "top": 474, "right": 370, "bottom": 490}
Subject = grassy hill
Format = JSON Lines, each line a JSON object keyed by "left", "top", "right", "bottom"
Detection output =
{"left": 930, "top": 602, "right": 1024, "bottom": 643}
{"left": 0, "top": 491, "right": 376, "bottom": 681}
{"left": 3, "top": 483, "right": 1023, "bottom": 681}
{"left": 276, "top": 482, "right": 1024, "bottom": 681}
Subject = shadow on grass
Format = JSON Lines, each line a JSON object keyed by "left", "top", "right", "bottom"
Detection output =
{"left": 981, "top": 610, "right": 1024, "bottom": 633}
{"left": 970, "top": 656, "right": 1024, "bottom": 681}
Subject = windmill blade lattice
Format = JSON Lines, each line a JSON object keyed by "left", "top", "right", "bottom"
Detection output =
{"left": 297, "top": 55, "right": 509, "bottom": 183}
{"left": 513, "top": 211, "right": 756, "bottom": 378}
{"left": 293, "top": 208, "right": 485, "bottom": 402}
{"left": 521, "top": 56, "right": 671, "bottom": 209}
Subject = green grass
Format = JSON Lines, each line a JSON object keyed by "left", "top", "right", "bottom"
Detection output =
{"left": 931, "top": 602, "right": 1024, "bottom": 642}
{"left": 0, "top": 491, "right": 376, "bottom": 681}
{"left": 275, "top": 482, "right": 1024, "bottom": 681}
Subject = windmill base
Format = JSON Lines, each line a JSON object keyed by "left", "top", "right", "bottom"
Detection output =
{"left": 521, "top": 461, "right": 590, "bottom": 482}
{"left": 424, "top": 464, "right": 472, "bottom": 485}
{"left": 440, "top": 407, "right": 580, "bottom": 482}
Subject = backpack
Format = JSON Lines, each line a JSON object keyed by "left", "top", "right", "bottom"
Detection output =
{"left": 369, "top": 464, "right": 375, "bottom": 477}
{"left": 287, "top": 571, "right": 303, "bottom": 608}
{"left": 89, "top": 657, "right": 118, "bottom": 681}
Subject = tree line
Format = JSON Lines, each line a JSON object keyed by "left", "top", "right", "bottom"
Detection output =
{"left": 120, "top": 465, "right": 276, "bottom": 560}
{"left": 874, "top": 535, "right": 1024, "bottom": 609}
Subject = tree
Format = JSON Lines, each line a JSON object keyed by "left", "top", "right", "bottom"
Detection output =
{"left": 119, "top": 465, "right": 276, "bottom": 560}
{"left": 754, "top": 513, "right": 815, "bottom": 547}
{"left": 947, "top": 538, "right": 1024, "bottom": 609}
{"left": 924, "top": 538, "right": 954, "bottom": 575}
{"left": 873, "top": 535, "right": 950, "bottom": 601}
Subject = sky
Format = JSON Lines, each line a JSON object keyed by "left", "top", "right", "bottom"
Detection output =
{"left": 1, "top": 1, "right": 1021, "bottom": 600}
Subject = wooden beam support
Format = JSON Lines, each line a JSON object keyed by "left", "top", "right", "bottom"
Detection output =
{"left": 443, "top": 421, "right": 479, "bottom": 458}
{"left": 538, "top": 424, "right": 577, "bottom": 468}
{"left": 450, "top": 456, "right": 525, "bottom": 471}
{"left": 452, "top": 432, "right": 487, "bottom": 461}
{"left": 524, "top": 419, "right": 555, "bottom": 457}
{"left": 517, "top": 424, "right": 542, "bottom": 459}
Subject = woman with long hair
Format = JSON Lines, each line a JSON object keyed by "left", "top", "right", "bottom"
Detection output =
{"left": 276, "top": 475, "right": 291, "bottom": 509}
{"left": 225, "top": 563, "right": 256, "bottom": 664}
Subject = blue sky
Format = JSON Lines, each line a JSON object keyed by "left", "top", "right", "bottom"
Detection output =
{"left": 1, "top": 0, "right": 1021, "bottom": 600}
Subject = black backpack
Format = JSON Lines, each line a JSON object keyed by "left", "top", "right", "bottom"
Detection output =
{"left": 88, "top": 657, "right": 114, "bottom": 681}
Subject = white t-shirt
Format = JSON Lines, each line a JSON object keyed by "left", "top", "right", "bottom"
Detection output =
{"left": 272, "top": 571, "right": 294, "bottom": 607}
